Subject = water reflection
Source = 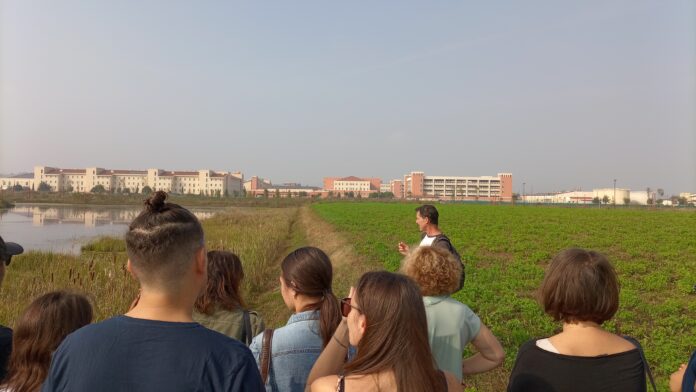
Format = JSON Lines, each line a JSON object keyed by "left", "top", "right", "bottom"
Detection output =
{"left": 7, "top": 205, "right": 217, "bottom": 227}
{"left": 0, "top": 204, "right": 220, "bottom": 254}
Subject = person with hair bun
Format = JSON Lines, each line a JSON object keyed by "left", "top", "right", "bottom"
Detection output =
{"left": 194, "top": 250, "right": 265, "bottom": 344}
{"left": 0, "top": 291, "right": 91, "bottom": 392}
{"left": 401, "top": 246, "right": 504, "bottom": 384}
{"left": 42, "top": 191, "right": 263, "bottom": 392}
{"left": 508, "top": 248, "right": 649, "bottom": 392}
{"left": 250, "top": 247, "right": 342, "bottom": 392}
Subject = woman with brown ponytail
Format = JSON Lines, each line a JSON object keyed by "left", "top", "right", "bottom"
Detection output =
{"left": 250, "top": 247, "right": 342, "bottom": 392}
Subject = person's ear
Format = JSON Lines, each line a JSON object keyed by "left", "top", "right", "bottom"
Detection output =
{"left": 195, "top": 247, "right": 207, "bottom": 276}
{"left": 358, "top": 314, "right": 367, "bottom": 336}
{"left": 126, "top": 259, "right": 137, "bottom": 279}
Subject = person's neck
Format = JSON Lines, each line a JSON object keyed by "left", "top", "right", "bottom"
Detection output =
{"left": 424, "top": 225, "right": 442, "bottom": 237}
{"left": 293, "top": 294, "right": 322, "bottom": 314}
{"left": 126, "top": 287, "right": 197, "bottom": 323}
{"left": 561, "top": 320, "right": 604, "bottom": 333}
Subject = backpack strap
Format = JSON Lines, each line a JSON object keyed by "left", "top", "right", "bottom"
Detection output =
{"left": 623, "top": 336, "right": 657, "bottom": 392}
{"left": 260, "top": 328, "right": 274, "bottom": 385}
{"left": 242, "top": 310, "right": 252, "bottom": 346}
{"left": 432, "top": 234, "right": 465, "bottom": 291}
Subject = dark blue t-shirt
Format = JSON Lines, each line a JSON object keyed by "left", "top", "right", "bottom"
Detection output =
{"left": 41, "top": 315, "right": 263, "bottom": 392}
{"left": 684, "top": 350, "right": 696, "bottom": 392}
{"left": 0, "top": 325, "right": 11, "bottom": 382}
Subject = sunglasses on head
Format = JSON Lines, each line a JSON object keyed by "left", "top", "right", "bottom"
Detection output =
{"left": 340, "top": 297, "right": 360, "bottom": 318}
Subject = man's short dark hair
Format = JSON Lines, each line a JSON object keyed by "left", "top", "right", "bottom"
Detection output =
{"left": 540, "top": 248, "right": 619, "bottom": 324}
{"left": 125, "top": 191, "right": 204, "bottom": 287}
{"left": 415, "top": 205, "right": 438, "bottom": 225}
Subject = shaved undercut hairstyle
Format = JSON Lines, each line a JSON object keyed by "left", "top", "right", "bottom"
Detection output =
{"left": 125, "top": 191, "right": 205, "bottom": 288}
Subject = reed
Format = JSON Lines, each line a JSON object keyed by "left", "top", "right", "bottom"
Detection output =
{"left": 0, "top": 207, "right": 299, "bottom": 327}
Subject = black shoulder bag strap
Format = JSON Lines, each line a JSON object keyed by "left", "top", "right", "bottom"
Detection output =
{"left": 623, "top": 336, "right": 657, "bottom": 392}
{"left": 243, "top": 310, "right": 252, "bottom": 346}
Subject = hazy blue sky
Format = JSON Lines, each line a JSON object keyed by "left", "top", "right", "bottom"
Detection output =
{"left": 1, "top": 0, "right": 694, "bottom": 194}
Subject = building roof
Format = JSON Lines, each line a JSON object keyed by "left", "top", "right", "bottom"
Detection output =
{"left": 111, "top": 170, "right": 148, "bottom": 175}
{"left": 158, "top": 171, "right": 198, "bottom": 177}
{"left": 45, "top": 168, "right": 86, "bottom": 175}
{"left": 337, "top": 176, "right": 367, "bottom": 181}
{"left": 272, "top": 184, "right": 320, "bottom": 191}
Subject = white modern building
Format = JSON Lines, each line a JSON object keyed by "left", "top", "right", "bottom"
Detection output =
{"left": 630, "top": 191, "right": 656, "bottom": 205}
{"left": 523, "top": 191, "right": 594, "bottom": 204}
{"left": 679, "top": 193, "right": 696, "bottom": 205}
{"left": 523, "top": 189, "right": 633, "bottom": 205}
{"left": 593, "top": 188, "right": 631, "bottom": 205}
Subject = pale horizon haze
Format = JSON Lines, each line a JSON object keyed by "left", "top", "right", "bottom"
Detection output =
{"left": 1, "top": 1, "right": 694, "bottom": 195}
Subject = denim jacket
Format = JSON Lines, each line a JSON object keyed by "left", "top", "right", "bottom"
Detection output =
{"left": 250, "top": 310, "right": 322, "bottom": 392}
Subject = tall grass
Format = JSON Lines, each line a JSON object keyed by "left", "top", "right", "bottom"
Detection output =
{"left": 0, "top": 207, "right": 299, "bottom": 327}
{"left": 1, "top": 251, "right": 138, "bottom": 323}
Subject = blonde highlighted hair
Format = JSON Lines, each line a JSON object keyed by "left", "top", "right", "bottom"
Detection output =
{"left": 401, "top": 246, "right": 462, "bottom": 296}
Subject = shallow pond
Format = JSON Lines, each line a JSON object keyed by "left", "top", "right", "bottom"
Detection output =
{"left": 0, "top": 204, "right": 220, "bottom": 254}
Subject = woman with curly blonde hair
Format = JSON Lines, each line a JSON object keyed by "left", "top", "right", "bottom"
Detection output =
{"left": 401, "top": 246, "right": 505, "bottom": 384}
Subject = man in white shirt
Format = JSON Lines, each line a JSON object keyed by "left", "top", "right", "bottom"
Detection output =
{"left": 398, "top": 205, "right": 464, "bottom": 291}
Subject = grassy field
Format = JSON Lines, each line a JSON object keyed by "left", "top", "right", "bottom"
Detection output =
{"left": 0, "top": 207, "right": 301, "bottom": 328}
{"left": 312, "top": 202, "right": 696, "bottom": 391}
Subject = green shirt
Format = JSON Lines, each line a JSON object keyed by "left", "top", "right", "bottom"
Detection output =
{"left": 423, "top": 296, "right": 481, "bottom": 382}
{"left": 193, "top": 307, "right": 265, "bottom": 344}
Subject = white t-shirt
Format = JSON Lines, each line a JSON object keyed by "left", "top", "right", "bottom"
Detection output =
{"left": 536, "top": 338, "right": 560, "bottom": 353}
{"left": 420, "top": 235, "right": 437, "bottom": 247}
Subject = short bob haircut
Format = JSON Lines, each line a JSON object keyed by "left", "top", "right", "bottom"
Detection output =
{"left": 400, "top": 246, "right": 462, "bottom": 296}
{"left": 540, "top": 248, "right": 619, "bottom": 324}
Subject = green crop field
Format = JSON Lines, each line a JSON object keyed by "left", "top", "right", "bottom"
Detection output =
{"left": 312, "top": 202, "right": 696, "bottom": 391}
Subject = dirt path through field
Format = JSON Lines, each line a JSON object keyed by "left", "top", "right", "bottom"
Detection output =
{"left": 297, "top": 205, "right": 381, "bottom": 297}
{"left": 249, "top": 205, "right": 379, "bottom": 328}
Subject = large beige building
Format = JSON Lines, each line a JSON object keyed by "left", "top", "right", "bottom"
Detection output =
{"left": 322, "top": 176, "right": 382, "bottom": 197}
{"left": 1, "top": 166, "right": 244, "bottom": 196}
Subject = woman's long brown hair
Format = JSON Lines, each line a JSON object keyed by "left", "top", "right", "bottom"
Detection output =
{"left": 195, "top": 251, "right": 246, "bottom": 314}
{"left": 344, "top": 271, "right": 445, "bottom": 392}
{"left": 281, "top": 247, "right": 341, "bottom": 347}
{"left": 2, "top": 291, "right": 93, "bottom": 392}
